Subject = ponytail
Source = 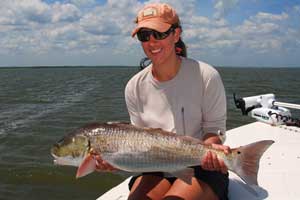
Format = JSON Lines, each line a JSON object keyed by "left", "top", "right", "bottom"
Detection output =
{"left": 175, "top": 37, "right": 187, "bottom": 58}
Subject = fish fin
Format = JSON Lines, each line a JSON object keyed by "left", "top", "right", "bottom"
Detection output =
{"left": 76, "top": 154, "right": 96, "bottom": 178}
{"left": 229, "top": 140, "right": 274, "bottom": 185}
{"left": 169, "top": 168, "right": 194, "bottom": 184}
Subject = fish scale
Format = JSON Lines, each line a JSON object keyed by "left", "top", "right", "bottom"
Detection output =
{"left": 51, "top": 122, "right": 274, "bottom": 186}
{"left": 90, "top": 126, "right": 206, "bottom": 172}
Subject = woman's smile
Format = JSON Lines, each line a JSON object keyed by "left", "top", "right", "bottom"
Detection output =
{"left": 150, "top": 48, "right": 162, "bottom": 54}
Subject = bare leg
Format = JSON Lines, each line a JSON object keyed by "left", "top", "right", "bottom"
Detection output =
{"left": 128, "top": 175, "right": 172, "bottom": 200}
{"left": 163, "top": 177, "right": 218, "bottom": 200}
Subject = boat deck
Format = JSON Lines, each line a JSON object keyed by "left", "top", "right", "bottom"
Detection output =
{"left": 98, "top": 122, "right": 300, "bottom": 200}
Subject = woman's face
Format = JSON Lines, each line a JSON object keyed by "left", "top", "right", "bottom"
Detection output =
{"left": 140, "top": 28, "right": 180, "bottom": 66}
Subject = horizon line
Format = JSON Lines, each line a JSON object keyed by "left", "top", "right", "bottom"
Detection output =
{"left": 0, "top": 65, "right": 300, "bottom": 69}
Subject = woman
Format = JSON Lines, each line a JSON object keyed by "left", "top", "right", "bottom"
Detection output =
{"left": 97, "top": 3, "right": 230, "bottom": 200}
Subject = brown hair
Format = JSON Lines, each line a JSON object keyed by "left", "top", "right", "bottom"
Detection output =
{"left": 175, "top": 37, "right": 187, "bottom": 57}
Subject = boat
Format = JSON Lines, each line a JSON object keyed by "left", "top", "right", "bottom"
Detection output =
{"left": 97, "top": 93, "right": 300, "bottom": 200}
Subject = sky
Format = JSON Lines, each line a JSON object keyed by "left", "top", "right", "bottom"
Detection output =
{"left": 0, "top": 0, "right": 300, "bottom": 67}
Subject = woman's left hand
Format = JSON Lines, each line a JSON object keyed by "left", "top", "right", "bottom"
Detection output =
{"left": 201, "top": 143, "right": 230, "bottom": 174}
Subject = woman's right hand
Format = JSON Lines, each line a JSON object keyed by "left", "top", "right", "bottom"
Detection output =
{"left": 201, "top": 143, "right": 230, "bottom": 174}
{"left": 94, "top": 155, "right": 117, "bottom": 172}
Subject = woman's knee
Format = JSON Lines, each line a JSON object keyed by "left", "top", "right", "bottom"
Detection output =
{"left": 128, "top": 175, "right": 172, "bottom": 200}
{"left": 162, "top": 178, "right": 218, "bottom": 200}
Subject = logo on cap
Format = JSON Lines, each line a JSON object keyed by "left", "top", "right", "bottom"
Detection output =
{"left": 142, "top": 7, "right": 157, "bottom": 18}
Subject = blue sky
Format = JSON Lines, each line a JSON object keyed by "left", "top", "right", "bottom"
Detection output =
{"left": 0, "top": 0, "right": 300, "bottom": 67}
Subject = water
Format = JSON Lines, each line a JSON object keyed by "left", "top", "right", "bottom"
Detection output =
{"left": 0, "top": 66, "right": 299, "bottom": 200}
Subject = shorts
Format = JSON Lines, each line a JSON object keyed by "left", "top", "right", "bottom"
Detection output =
{"left": 128, "top": 166, "right": 229, "bottom": 200}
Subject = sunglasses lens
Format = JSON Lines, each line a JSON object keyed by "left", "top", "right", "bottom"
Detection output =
{"left": 137, "top": 27, "right": 175, "bottom": 42}
{"left": 153, "top": 31, "right": 167, "bottom": 40}
{"left": 137, "top": 31, "right": 151, "bottom": 42}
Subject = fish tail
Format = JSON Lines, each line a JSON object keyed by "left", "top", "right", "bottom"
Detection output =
{"left": 229, "top": 140, "right": 274, "bottom": 185}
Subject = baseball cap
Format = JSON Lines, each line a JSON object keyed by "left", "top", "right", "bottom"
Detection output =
{"left": 131, "top": 3, "right": 180, "bottom": 37}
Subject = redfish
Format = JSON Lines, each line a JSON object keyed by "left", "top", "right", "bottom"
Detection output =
{"left": 51, "top": 122, "right": 274, "bottom": 185}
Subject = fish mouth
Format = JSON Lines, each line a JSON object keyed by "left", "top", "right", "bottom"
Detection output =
{"left": 50, "top": 141, "right": 87, "bottom": 167}
{"left": 51, "top": 153, "right": 83, "bottom": 167}
{"left": 51, "top": 153, "right": 59, "bottom": 165}
{"left": 51, "top": 152, "right": 63, "bottom": 165}
{"left": 51, "top": 147, "right": 75, "bottom": 166}
{"left": 51, "top": 145, "right": 59, "bottom": 163}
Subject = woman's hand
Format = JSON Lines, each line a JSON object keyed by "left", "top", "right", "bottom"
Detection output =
{"left": 94, "top": 155, "right": 117, "bottom": 172}
{"left": 201, "top": 143, "right": 230, "bottom": 174}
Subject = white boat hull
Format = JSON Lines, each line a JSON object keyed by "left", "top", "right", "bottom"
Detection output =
{"left": 98, "top": 122, "right": 300, "bottom": 200}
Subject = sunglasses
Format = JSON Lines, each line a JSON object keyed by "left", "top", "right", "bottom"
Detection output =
{"left": 137, "top": 26, "right": 176, "bottom": 42}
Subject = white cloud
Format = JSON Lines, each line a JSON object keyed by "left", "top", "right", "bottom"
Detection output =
{"left": 294, "top": 5, "right": 300, "bottom": 13}
{"left": 238, "top": 20, "right": 280, "bottom": 35}
{"left": 0, "top": 0, "right": 299, "bottom": 66}
{"left": 0, "top": 0, "right": 51, "bottom": 25}
{"left": 182, "top": 6, "right": 300, "bottom": 65}
{"left": 80, "top": 12, "right": 118, "bottom": 35}
{"left": 52, "top": 2, "right": 81, "bottom": 23}
{"left": 250, "top": 12, "right": 289, "bottom": 23}
{"left": 69, "top": 0, "right": 97, "bottom": 7}
{"left": 232, "top": 11, "right": 292, "bottom": 55}
{"left": 213, "top": 0, "right": 239, "bottom": 19}
{"left": 188, "top": 16, "right": 211, "bottom": 27}
{"left": 0, "top": 0, "right": 140, "bottom": 58}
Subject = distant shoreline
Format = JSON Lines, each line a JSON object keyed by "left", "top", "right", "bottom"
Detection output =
{"left": 0, "top": 65, "right": 138, "bottom": 69}
{"left": 0, "top": 65, "right": 299, "bottom": 69}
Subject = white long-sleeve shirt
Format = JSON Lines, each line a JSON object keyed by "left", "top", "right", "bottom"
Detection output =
{"left": 125, "top": 57, "right": 226, "bottom": 142}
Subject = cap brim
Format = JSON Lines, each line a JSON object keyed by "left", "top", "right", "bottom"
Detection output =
{"left": 131, "top": 20, "right": 172, "bottom": 37}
